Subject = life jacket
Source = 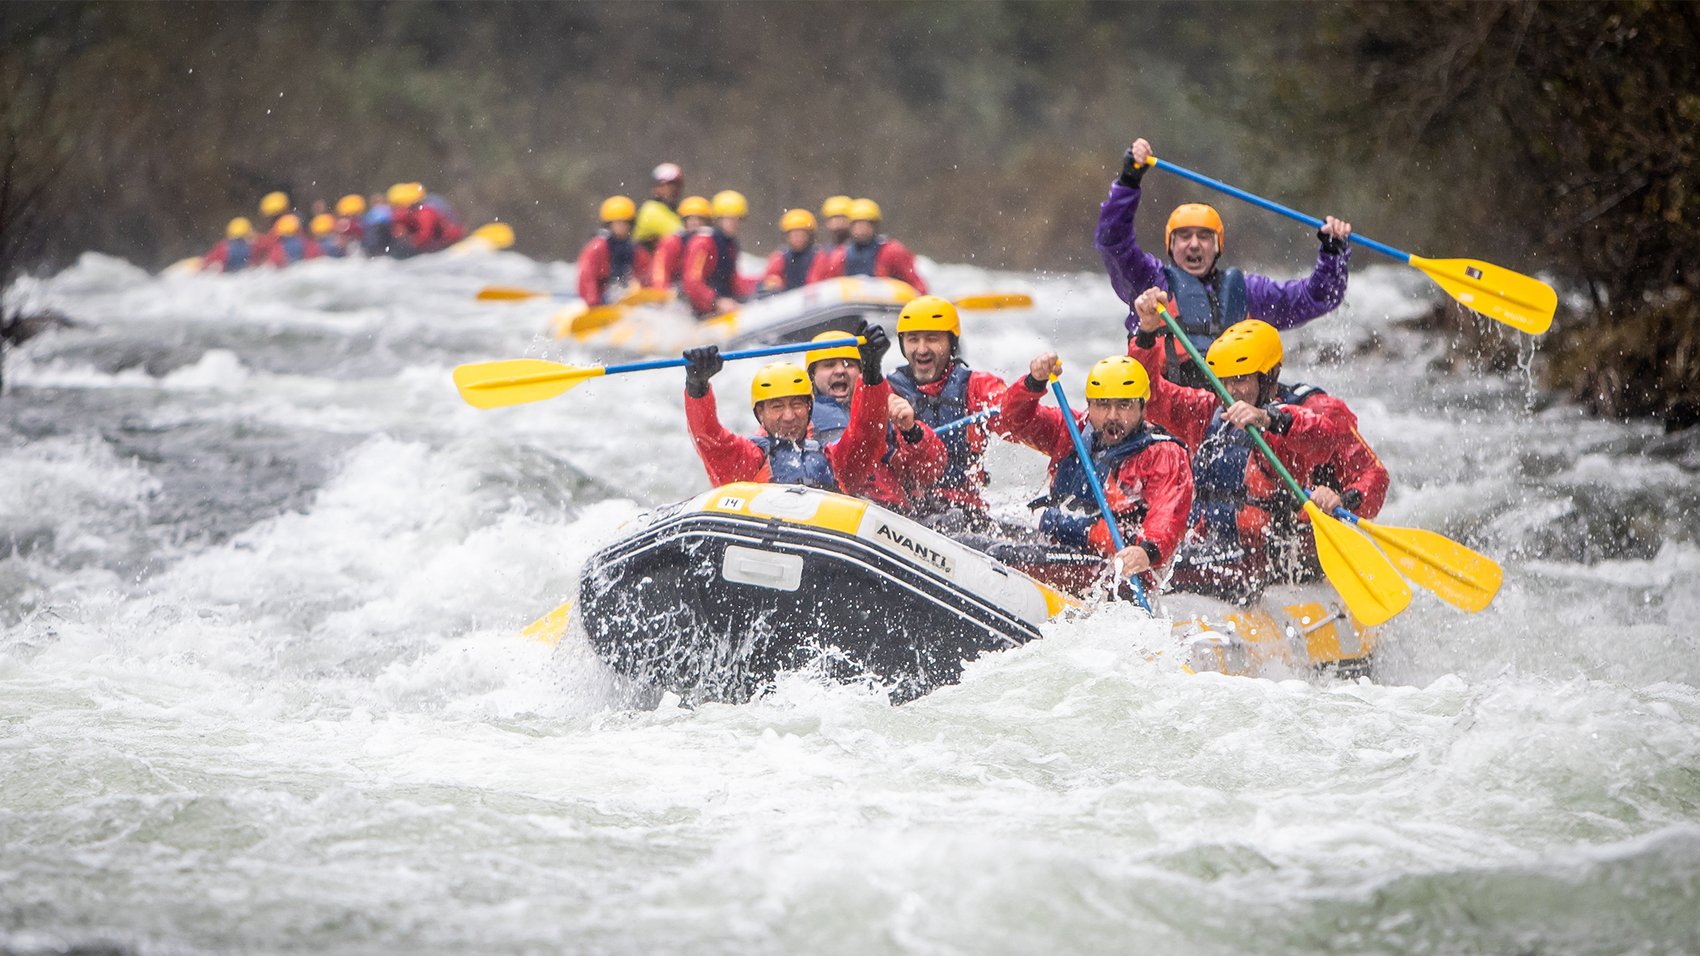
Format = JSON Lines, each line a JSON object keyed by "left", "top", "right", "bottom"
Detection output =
{"left": 1161, "top": 263, "right": 1247, "bottom": 383}
{"left": 887, "top": 362, "right": 976, "bottom": 491}
{"left": 841, "top": 237, "right": 886, "bottom": 277}
{"left": 277, "top": 235, "right": 308, "bottom": 264}
{"left": 601, "top": 230, "right": 637, "bottom": 284}
{"left": 707, "top": 229, "right": 740, "bottom": 299}
{"left": 223, "top": 238, "right": 250, "bottom": 272}
{"left": 751, "top": 436, "right": 837, "bottom": 491}
{"left": 1034, "top": 425, "right": 1184, "bottom": 549}
{"left": 810, "top": 391, "right": 851, "bottom": 444}
{"left": 779, "top": 246, "right": 819, "bottom": 290}
{"left": 1182, "top": 385, "right": 1321, "bottom": 568}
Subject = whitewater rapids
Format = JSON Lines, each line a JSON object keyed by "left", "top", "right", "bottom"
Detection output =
{"left": 3, "top": 247, "right": 1697, "bottom": 955}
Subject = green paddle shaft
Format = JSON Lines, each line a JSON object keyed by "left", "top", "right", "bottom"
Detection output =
{"left": 1153, "top": 303, "right": 1309, "bottom": 503}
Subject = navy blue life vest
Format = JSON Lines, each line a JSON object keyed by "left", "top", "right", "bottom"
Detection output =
{"left": 708, "top": 229, "right": 740, "bottom": 300}
{"left": 810, "top": 390, "right": 851, "bottom": 444}
{"left": 1161, "top": 263, "right": 1247, "bottom": 380}
{"left": 888, "top": 362, "right": 976, "bottom": 491}
{"left": 841, "top": 237, "right": 886, "bottom": 277}
{"left": 223, "top": 238, "right": 250, "bottom": 272}
{"left": 601, "top": 231, "right": 636, "bottom": 284}
{"left": 1038, "top": 425, "right": 1183, "bottom": 549}
{"left": 751, "top": 436, "right": 837, "bottom": 491}
{"left": 277, "top": 235, "right": 307, "bottom": 264}
{"left": 779, "top": 246, "right": 819, "bottom": 290}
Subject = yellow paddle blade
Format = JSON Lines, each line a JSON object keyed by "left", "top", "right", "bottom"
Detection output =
{"left": 452, "top": 359, "right": 607, "bottom": 409}
{"left": 955, "top": 292, "right": 1034, "bottom": 310}
{"left": 619, "top": 287, "right": 673, "bottom": 306}
{"left": 1305, "top": 502, "right": 1411, "bottom": 627}
{"left": 469, "top": 222, "right": 515, "bottom": 250}
{"left": 521, "top": 600, "right": 573, "bottom": 647}
{"left": 1410, "top": 255, "right": 1556, "bottom": 336}
{"left": 477, "top": 285, "right": 546, "bottom": 301}
{"left": 1352, "top": 518, "right": 1503, "bottom": 613}
{"left": 567, "top": 303, "right": 629, "bottom": 337}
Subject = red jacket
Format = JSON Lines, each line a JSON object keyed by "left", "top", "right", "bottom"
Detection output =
{"left": 681, "top": 229, "right": 758, "bottom": 315}
{"left": 394, "top": 203, "right": 466, "bottom": 254}
{"left": 260, "top": 234, "right": 322, "bottom": 267}
{"left": 200, "top": 238, "right": 251, "bottom": 273}
{"left": 998, "top": 378, "right": 1195, "bottom": 564}
{"left": 650, "top": 230, "right": 690, "bottom": 289}
{"left": 684, "top": 379, "right": 888, "bottom": 490}
{"left": 829, "top": 381, "right": 950, "bottom": 510}
{"left": 576, "top": 234, "right": 655, "bottom": 306}
{"left": 1129, "top": 337, "right": 1386, "bottom": 528}
{"left": 807, "top": 237, "right": 928, "bottom": 293}
{"left": 890, "top": 364, "right": 1013, "bottom": 512}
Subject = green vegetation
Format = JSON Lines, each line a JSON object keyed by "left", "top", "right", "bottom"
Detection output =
{"left": 3, "top": 1, "right": 1694, "bottom": 425}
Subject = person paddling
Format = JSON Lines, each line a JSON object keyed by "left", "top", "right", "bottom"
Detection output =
{"left": 386, "top": 181, "right": 466, "bottom": 257}
{"left": 577, "top": 196, "right": 652, "bottom": 307}
{"left": 1129, "top": 288, "right": 1389, "bottom": 599}
{"left": 680, "top": 324, "right": 895, "bottom": 492}
{"left": 261, "top": 214, "right": 321, "bottom": 267}
{"left": 820, "top": 195, "right": 853, "bottom": 252}
{"left": 999, "top": 352, "right": 1194, "bottom": 584}
{"left": 649, "top": 195, "right": 710, "bottom": 290}
{"left": 807, "top": 198, "right": 928, "bottom": 293}
{"left": 635, "top": 162, "right": 686, "bottom": 252}
{"left": 200, "top": 218, "right": 255, "bottom": 273}
{"left": 761, "top": 208, "right": 824, "bottom": 294}
{"left": 1099, "top": 137, "right": 1353, "bottom": 389}
{"left": 801, "top": 331, "right": 947, "bottom": 512}
{"left": 681, "top": 190, "right": 758, "bottom": 318}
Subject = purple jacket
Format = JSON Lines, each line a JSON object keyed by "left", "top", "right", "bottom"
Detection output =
{"left": 1096, "top": 181, "right": 1350, "bottom": 336}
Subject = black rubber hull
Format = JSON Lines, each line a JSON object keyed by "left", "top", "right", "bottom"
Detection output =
{"left": 579, "top": 510, "right": 1043, "bottom": 703}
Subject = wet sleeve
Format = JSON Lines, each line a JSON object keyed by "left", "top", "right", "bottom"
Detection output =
{"left": 685, "top": 387, "right": 763, "bottom": 485}
{"left": 577, "top": 239, "right": 607, "bottom": 305}
{"left": 680, "top": 237, "right": 717, "bottom": 313}
{"left": 1128, "top": 338, "right": 1214, "bottom": 450}
{"left": 1243, "top": 245, "right": 1352, "bottom": 331}
{"left": 996, "top": 374, "right": 1070, "bottom": 457}
{"left": 828, "top": 379, "right": 892, "bottom": 484}
{"left": 1126, "top": 442, "right": 1195, "bottom": 566}
{"left": 1095, "top": 182, "right": 1165, "bottom": 306}
{"left": 890, "top": 422, "right": 947, "bottom": 490}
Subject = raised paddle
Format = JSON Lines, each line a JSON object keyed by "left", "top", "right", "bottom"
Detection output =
{"left": 1048, "top": 374, "right": 1151, "bottom": 613}
{"left": 1154, "top": 302, "right": 1411, "bottom": 625}
{"left": 1144, "top": 155, "right": 1555, "bottom": 335}
{"left": 453, "top": 336, "right": 863, "bottom": 409}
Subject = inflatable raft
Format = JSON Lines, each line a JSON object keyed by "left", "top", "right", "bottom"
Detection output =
{"left": 552, "top": 277, "right": 918, "bottom": 355}
{"left": 576, "top": 482, "right": 1075, "bottom": 703}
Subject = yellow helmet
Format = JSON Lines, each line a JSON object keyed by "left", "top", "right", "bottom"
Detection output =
{"left": 848, "top": 198, "right": 882, "bottom": 223}
{"left": 780, "top": 208, "right": 817, "bottom": 233}
{"left": 1206, "top": 320, "right": 1283, "bottom": 376}
{"left": 678, "top": 195, "right": 712, "bottom": 219}
{"left": 274, "top": 214, "right": 302, "bottom": 236}
{"left": 896, "top": 295, "right": 960, "bottom": 337}
{"left": 259, "top": 192, "right": 289, "bottom": 217}
{"left": 599, "top": 195, "right": 636, "bottom": 222}
{"left": 804, "top": 330, "right": 860, "bottom": 369}
{"left": 226, "top": 217, "right": 254, "bottom": 240}
{"left": 1084, "top": 356, "right": 1151, "bottom": 401}
{"left": 711, "top": 190, "right": 748, "bottom": 219}
{"left": 1165, "top": 203, "right": 1225, "bottom": 254}
{"left": 387, "top": 182, "right": 425, "bottom": 207}
{"left": 336, "top": 194, "right": 366, "bottom": 217}
{"left": 821, "top": 195, "right": 852, "bottom": 219}
{"left": 309, "top": 213, "right": 336, "bottom": 236}
{"left": 750, "top": 362, "right": 812, "bottom": 408}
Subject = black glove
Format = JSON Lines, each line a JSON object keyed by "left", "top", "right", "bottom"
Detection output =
{"left": 858, "top": 323, "right": 890, "bottom": 385}
{"left": 683, "top": 345, "right": 723, "bottom": 398}
{"left": 1317, "top": 228, "right": 1348, "bottom": 256}
{"left": 1261, "top": 403, "right": 1294, "bottom": 435}
{"left": 1118, "top": 148, "right": 1148, "bottom": 188}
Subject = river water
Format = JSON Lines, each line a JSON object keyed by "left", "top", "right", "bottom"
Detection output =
{"left": 3, "top": 248, "right": 1697, "bottom": 955}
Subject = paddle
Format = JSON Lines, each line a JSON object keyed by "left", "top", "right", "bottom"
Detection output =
{"left": 955, "top": 292, "right": 1034, "bottom": 310}
{"left": 1048, "top": 374, "right": 1151, "bottom": 612}
{"left": 450, "top": 222, "right": 516, "bottom": 254}
{"left": 1144, "top": 156, "right": 1555, "bottom": 335}
{"left": 1154, "top": 302, "right": 1411, "bottom": 625}
{"left": 1327, "top": 510, "right": 1502, "bottom": 613}
{"left": 935, "top": 407, "right": 1001, "bottom": 435}
{"left": 453, "top": 336, "right": 863, "bottom": 409}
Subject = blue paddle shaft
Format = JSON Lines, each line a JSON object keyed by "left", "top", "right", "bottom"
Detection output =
{"left": 935, "top": 407, "right": 1000, "bottom": 435}
{"left": 607, "top": 338, "right": 860, "bottom": 377}
{"left": 1048, "top": 378, "right": 1149, "bottom": 611}
{"left": 1151, "top": 157, "right": 1412, "bottom": 265}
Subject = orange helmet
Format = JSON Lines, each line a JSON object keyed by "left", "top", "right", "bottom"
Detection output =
{"left": 1165, "top": 203, "right": 1225, "bottom": 254}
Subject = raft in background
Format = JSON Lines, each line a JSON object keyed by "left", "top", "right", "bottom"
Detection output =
{"left": 575, "top": 482, "right": 1074, "bottom": 703}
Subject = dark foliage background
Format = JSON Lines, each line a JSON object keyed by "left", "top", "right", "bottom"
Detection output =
{"left": 3, "top": 1, "right": 1695, "bottom": 424}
